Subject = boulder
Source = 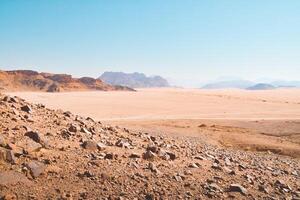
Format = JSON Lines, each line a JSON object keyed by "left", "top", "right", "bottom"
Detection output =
{"left": 26, "top": 161, "right": 46, "bottom": 178}
{"left": 82, "top": 140, "right": 98, "bottom": 151}
{"left": 0, "top": 147, "right": 16, "bottom": 164}
{"left": 229, "top": 184, "right": 247, "bottom": 195}
{"left": 21, "top": 105, "right": 32, "bottom": 113}
{"left": 25, "top": 131, "right": 42, "bottom": 143}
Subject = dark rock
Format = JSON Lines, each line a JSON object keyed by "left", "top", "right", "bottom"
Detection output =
{"left": 104, "top": 153, "right": 115, "bottom": 160}
{"left": 166, "top": 152, "right": 176, "bottom": 160}
{"left": 63, "top": 111, "right": 72, "bottom": 117}
{"left": 25, "top": 131, "right": 42, "bottom": 143}
{"left": 228, "top": 184, "right": 247, "bottom": 195}
{"left": 129, "top": 153, "right": 141, "bottom": 158}
{"left": 143, "top": 150, "right": 156, "bottom": 160}
{"left": 82, "top": 140, "right": 98, "bottom": 151}
{"left": 115, "top": 139, "right": 130, "bottom": 148}
{"left": 21, "top": 105, "right": 32, "bottom": 113}
{"left": 0, "top": 147, "right": 16, "bottom": 164}
{"left": 147, "top": 145, "right": 159, "bottom": 153}
{"left": 68, "top": 124, "right": 78, "bottom": 132}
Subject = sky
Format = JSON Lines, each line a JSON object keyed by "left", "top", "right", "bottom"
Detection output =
{"left": 0, "top": 0, "right": 300, "bottom": 87}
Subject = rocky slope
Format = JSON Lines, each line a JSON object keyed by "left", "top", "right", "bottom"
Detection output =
{"left": 99, "top": 72, "right": 170, "bottom": 88}
{"left": 0, "top": 70, "right": 134, "bottom": 92}
{"left": 0, "top": 94, "right": 299, "bottom": 199}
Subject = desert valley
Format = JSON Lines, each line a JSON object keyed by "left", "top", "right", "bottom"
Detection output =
{"left": 1, "top": 1, "right": 300, "bottom": 199}
{"left": 0, "top": 70, "right": 300, "bottom": 199}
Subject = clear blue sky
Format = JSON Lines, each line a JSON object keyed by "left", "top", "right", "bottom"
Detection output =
{"left": 0, "top": 0, "right": 299, "bottom": 86}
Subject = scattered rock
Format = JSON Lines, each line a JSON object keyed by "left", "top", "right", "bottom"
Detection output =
{"left": 20, "top": 105, "right": 32, "bottom": 113}
{"left": 82, "top": 140, "right": 98, "bottom": 151}
{"left": 25, "top": 131, "right": 42, "bottom": 143}
{"left": 26, "top": 161, "right": 46, "bottom": 178}
{"left": 129, "top": 153, "right": 141, "bottom": 158}
{"left": 228, "top": 184, "right": 248, "bottom": 195}
{"left": 0, "top": 147, "right": 16, "bottom": 164}
{"left": 143, "top": 150, "right": 156, "bottom": 160}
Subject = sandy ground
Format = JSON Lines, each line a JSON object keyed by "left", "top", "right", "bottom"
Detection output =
{"left": 7, "top": 88, "right": 300, "bottom": 157}
{"left": 8, "top": 88, "right": 300, "bottom": 120}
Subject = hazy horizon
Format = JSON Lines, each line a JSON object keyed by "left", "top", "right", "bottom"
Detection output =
{"left": 1, "top": 1, "right": 299, "bottom": 87}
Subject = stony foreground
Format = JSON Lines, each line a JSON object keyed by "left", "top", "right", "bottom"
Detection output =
{"left": 0, "top": 94, "right": 299, "bottom": 200}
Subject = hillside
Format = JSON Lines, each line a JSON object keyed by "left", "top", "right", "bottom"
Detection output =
{"left": 99, "top": 72, "right": 170, "bottom": 88}
{"left": 0, "top": 93, "right": 299, "bottom": 199}
{"left": 247, "top": 83, "right": 276, "bottom": 90}
{"left": 0, "top": 70, "right": 134, "bottom": 92}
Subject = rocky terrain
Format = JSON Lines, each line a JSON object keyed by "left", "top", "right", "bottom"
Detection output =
{"left": 0, "top": 70, "right": 134, "bottom": 92}
{"left": 0, "top": 93, "right": 299, "bottom": 199}
{"left": 99, "top": 72, "right": 169, "bottom": 88}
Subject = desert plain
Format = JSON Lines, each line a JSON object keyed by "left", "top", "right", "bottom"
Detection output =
{"left": 8, "top": 88, "right": 300, "bottom": 158}
{"left": 1, "top": 88, "right": 300, "bottom": 199}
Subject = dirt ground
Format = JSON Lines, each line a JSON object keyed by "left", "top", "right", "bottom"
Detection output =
{"left": 8, "top": 88, "right": 300, "bottom": 158}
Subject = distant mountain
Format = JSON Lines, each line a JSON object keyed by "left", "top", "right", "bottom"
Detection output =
{"left": 0, "top": 70, "right": 134, "bottom": 92}
{"left": 247, "top": 83, "right": 276, "bottom": 90}
{"left": 99, "top": 72, "right": 170, "bottom": 88}
{"left": 201, "top": 80, "right": 254, "bottom": 89}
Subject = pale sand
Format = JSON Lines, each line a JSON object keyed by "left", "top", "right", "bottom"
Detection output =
{"left": 7, "top": 88, "right": 300, "bottom": 121}
{"left": 6, "top": 88, "right": 300, "bottom": 157}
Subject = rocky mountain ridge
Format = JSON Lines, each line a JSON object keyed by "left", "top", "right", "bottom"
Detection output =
{"left": 0, "top": 70, "right": 134, "bottom": 92}
{"left": 99, "top": 72, "right": 170, "bottom": 88}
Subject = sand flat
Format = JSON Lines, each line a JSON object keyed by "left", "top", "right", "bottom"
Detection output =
{"left": 6, "top": 88, "right": 300, "bottom": 157}
{"left": 7, "top": 88, "right": 300, "bottom": 121}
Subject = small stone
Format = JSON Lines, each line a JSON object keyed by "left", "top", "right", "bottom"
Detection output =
{"left": 229, "top": 184, "right": 247, "bottom": 195}
{"left": 148, "top": 163, "right": 160, "bottom": 174}
{"left": 225, "top": 157, "right": 232, "bottom": 166}
{"left": 21, "top": 105, "right": 32, "bottom": 113}
{"left": 63, "top": 111, "right": 72, "bottom": 117}
{"left": 189, "top": 163, "right": 200, "bottom": 168}
{"left": 26, "top": 161, "right": 46, "bottom": 178}
{"left": 0, "top": 147, "right": 16, "bottom": 164}
{"left": 115, "top": 139, "right": 130, "bottom": 148}
{"left": 198, "top": 124, "right": 207, "bottom": 128}
{"left": 212, "top": 163, "right": 222, "bottom": 170}
{"left": 104, "top": 153, "right": 115, "bottom": 160}
{"left": 129, "top": 153, "right": 141, "bottom": 158}
{"left": 82, "top": 140, "right": 98, "bottom": 151}
{"left": 174, "top": 175, "right": 183, "bottom": 182}
{"left": 97, "top": 142, "right": 106, "bottom": 151}
{"left": 81, "top": 127, "right": 92, "bottom": 135}
{"left": 68, "top": 124, "right": 78, "bottom": 132}
{"left": 25, "top": 131, "right": 42, "bottom": 143}
{"left": 143, "top": 150, "right": 156, "bottom": 160}
{"left": 147, "top": 145, "right": 159, "bottom": 153}
{"left": 166, "top": 152, "right": 176, "bottom": 160}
